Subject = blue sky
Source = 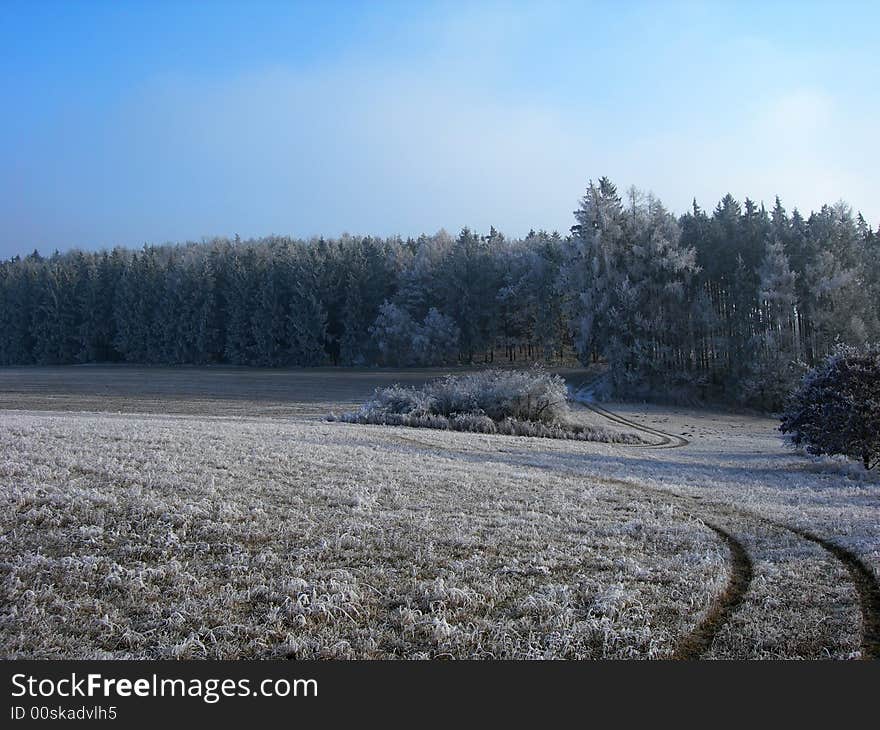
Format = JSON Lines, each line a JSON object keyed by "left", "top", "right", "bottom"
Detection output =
{"left": 2, "top": 0, "right": 878, "bottom": 258}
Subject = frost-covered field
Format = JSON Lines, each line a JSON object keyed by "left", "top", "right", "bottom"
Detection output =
{"left": 1, "top": 410, "right": 727, "bottom": 659}
{"left": 1, "top": 369, "right": 878, "bottom": 660}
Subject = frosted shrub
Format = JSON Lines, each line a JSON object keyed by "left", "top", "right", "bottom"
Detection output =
{"left": 369, "top": 384, "right": 436, "bottom": 417}
{"left": 352, "top": 368, "right": 569, "bottom": 423}
{"left": 330, "top": 368, "right": 643, "bottom": 443}
{"left": 427, "top": 369, "right": 570, "bottom": 424}
{"left": 780, "top": 345, "right": 880, "bottom": 470}
{"left": 450, "top": 413, "right": 498, "bottom": 434}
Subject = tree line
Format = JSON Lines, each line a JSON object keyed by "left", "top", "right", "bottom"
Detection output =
{"left": 565, "top": 180, "right": 879, "bottom": 406}
{"left": 1, "top": 178, "right": 878, "bottom": 407}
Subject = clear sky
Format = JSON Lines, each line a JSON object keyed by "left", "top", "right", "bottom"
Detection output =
{"left": 2, "top": 0, "right": 878, "bottom": 258}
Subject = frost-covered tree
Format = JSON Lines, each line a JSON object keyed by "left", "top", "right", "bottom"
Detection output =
{"left": 561, "top": 177, "right": 627, "bottom": 364}
{"left": 437, "top": 227, "right": 502, "bottom": 362}
{"left": 740, "top": 237, "right": 801, "bottom": 409}
{"left": 413, "top": 308, "right": 460, "bottom": 365}
{"left": 223, "top": 245, "right": 259, "bottom": 364}
{"left": 0, "top": 253, "right": 39, "bottom": 364}
{"left": 30, "top": 257, "right": 78, "bottom": 364}
{"left": 612, "top": 193, "right": 698, "bottom": 390}
{"left": 370, "top": 302, "right": 420, "bottom": 366}
{"left": 113, "top": 247, "right": 162, "bottom": 363}
{"left": 175, "top": 253, "right": 219, "bottom": 364}
{"left": 395, "top": 231, "right": 453, "bottom": 321}
{"left": 370, "top": 303, "right": 459, "bottom": 366}
{"left": 498, "top": 231, "right": 568, "bottom": 361}
{"left": 337, "top": 237, "right": 397, "bottom": 365}
{"left": 563, "top": 183, "right": 700, "bottom": 394}
{"left": 288, "top": 290, "right": 328, "bottom": 366}
{"left": 250, "top": 252, "right": 291, "bottom": 366}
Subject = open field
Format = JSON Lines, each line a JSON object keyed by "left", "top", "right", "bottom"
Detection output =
{"left": 0, "top": 366, "right": 590, "bottom": 418}
{"left": 1, "top": 367, "right": 878, "bottom": 659}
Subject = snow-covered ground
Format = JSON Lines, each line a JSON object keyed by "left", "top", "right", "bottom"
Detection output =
{"left": 1, "top": 391, "right": 877, "bottom": 659}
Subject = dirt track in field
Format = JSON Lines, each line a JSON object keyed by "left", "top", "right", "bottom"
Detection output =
{"left": 775, "top": 523, "right": 880, "bottom": 659}
{"left": 671, "top": 523, "right": 753, "bottom": 659}
{"left": 580, "top": 401, "right": 690, "bottom": 448}
{"left": 573, "top": 401, "right": 879, "bottom": 660}
{"left": 389, "top": 402, "right": 878, "bottom": 660}
{"left": 389, "top": 431, "right": 756, "bottom": 659}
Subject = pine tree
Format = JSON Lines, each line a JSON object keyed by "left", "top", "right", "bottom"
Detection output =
{"left": 561, "top": 177, "right": 626, "bottom": 364}
{"left": 251, "top": 250, "right": 291, "bottom": 366}
{"left": 288, "top": 290, "right": 328, "bottom": 366}
{"left": 741, "top": 237, "right": 801, "bottom": 409}
{"left": 223, "top": 246, "right": 259, "bottom": 364}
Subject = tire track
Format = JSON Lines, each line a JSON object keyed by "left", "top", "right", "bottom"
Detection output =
{"left": 381, "top": 431, "right": 754, "bottom": 659}
{"left": 569, "top": 379, "right": 689, "bottom": 448}
{"left": 770, "top": 522, "right": 880, "bottom": 660}
{"left": 579, "top": 401, "right": 690, "bottom": 448}
{"left": 671, "top": 522, "right": 754, "bottom": 659}
{"left": 594, "top": 476, "right": 758, "bottom": 659}
{"left": 382, "top": 405, "right": 880, "bottom": 659}
{"left": 576, "top": 397, "right": 880, "bottom": 660}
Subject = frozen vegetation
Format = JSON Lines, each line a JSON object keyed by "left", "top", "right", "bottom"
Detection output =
{"left": 0, "top": 410, "right": 722, "bottom": 659}
{"left": 330, "top": 369, "right": 644, "bottom": 443}
{"left": 1, "top": 374, "right": 877, "bottom": 659}
{"left": 781, "top": 345, "right": 880, "bottom": 470}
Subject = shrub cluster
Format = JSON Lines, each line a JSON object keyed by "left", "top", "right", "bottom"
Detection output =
{"left": 330, "top": 369, "right": 643, "bottom": 444}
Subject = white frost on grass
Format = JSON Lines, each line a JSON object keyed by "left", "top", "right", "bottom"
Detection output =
{"left": 1, "top": 397, "right": 876, "bottom": 659}
{"left": 1, "top": 410, "right": 721, "bottom": 659}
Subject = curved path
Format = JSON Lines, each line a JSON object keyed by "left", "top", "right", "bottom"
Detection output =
{"left": 672, "top": 522, "right": 754, "bottom": 659}
{"left": 770, "top": 522, "right": 880, "bottom": 659}
{"left": 384, "top": 395, "right": 880, "bottom": 660}
{"left": 579, "top": 401, "right": 690, "bottom": 449}
{"left": 386, "top": 427, "right": 752, "bottom": 657}
{"left": 574, "top": 396, "right": 880, "bottom": 660}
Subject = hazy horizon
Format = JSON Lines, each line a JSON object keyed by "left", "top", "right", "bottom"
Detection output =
{"left": 3, "top": 0, "right": 879, "bottom": 259}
